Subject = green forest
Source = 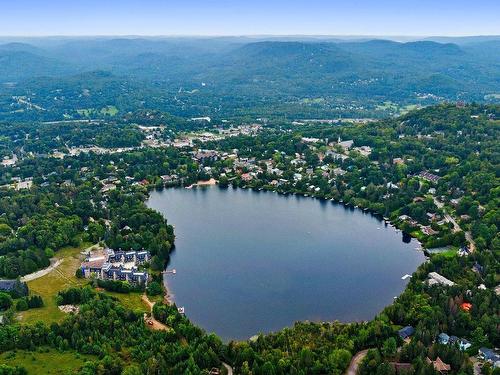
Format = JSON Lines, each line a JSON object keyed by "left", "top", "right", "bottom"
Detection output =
{"left": 0, "top": 102, "right": 498, "bottom": 374}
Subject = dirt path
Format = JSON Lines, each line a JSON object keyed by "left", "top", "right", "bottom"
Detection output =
{"left": 142, "top": 294, "right": 169, "bottom": 331}
{"left": 345, "top": 349, "right": 369, "bottom": 375}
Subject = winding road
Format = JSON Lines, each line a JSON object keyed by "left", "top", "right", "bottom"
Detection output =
{"left": 20, "top": 258, "right": 62, "bottom": 282}
{"left": 345, "top": 349, "right": 369, "bottom": 375}
{"left": 432, "top": 197, "right": 475, "bottom": 252}
{"left": 222, "top": 362, "right": 233, "bottom": 375}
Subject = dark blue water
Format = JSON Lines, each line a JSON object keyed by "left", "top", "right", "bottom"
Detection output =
{"left": 147, "top": 186, "right": 425, "bottom": 341}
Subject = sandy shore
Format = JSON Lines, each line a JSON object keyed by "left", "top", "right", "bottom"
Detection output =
{"left": 186, "top": 178, "right": 217, "bottom": 188}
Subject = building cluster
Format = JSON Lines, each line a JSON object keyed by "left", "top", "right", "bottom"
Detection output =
{"left": 398, "top": 326, "right": 499, "bottom": 370}
{"left": 80, "top": 248, "right": 151, "bottom": 285}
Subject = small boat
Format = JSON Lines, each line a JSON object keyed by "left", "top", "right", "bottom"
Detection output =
{"left": 178, "top": 307, "right": 185, "bottom": 314}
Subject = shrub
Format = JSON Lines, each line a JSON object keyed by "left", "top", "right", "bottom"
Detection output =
{"left": 15, "top": 299, "right": 28, "bottom": 311}
{"left": 146, "top": 281, "right": 163, "bottom": 296}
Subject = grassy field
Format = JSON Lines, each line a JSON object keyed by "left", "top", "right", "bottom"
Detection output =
{"left": 0, "top": 347, "right": 93, "bottom": 374}
{"left": 100, "top": 105, "right": 118, "bottom": 116}
{"left": 104, "top": 291, "right": 149, "bottom": 312}
{"left": 76, "top": 108, "right": 93, "bottom": 116}
{"left": 16, "top": 244, "right": 91, "bottom": 325}
{"left": 17, "top": 242, "right": 152, "bottom": 323}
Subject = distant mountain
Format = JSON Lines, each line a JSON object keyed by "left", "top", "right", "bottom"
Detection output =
{"left": 220, "top": 41, "right": 357, "bottom": 77}
{"left": 0, "top": 49, "right": 76, "bottom": 81}
{"left": 0, "top": 36, "right": 498, "bottom": 118}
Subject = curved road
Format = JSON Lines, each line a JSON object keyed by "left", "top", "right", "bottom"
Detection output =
{"left": 345, "top": 349, "right": 369, "bottom": 375}
{"left": 20, "top": 258, "right": 62, "bottom": 282}
{"left": 222, "top": 362, "right": 233, "bottom": 375}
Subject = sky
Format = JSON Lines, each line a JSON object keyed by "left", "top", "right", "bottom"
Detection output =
{"left": 0, "top": 0, "right": 499, "bottom": 37}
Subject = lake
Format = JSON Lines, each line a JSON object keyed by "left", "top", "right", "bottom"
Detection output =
{"left": 147, "top": 186, "right": 425, "bottom": 341}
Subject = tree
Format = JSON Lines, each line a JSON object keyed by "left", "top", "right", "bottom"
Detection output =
{"left": 0, "top": 292, "right": 12, "bottom": 310}
{"left": 146, "top": 281, "right": 163, "bottom": 296}
{"left": 382, "top": 337, "right": 397, "bottom": 358}
{"left": 15, "top": 299, "right": 28, "bottom": 311}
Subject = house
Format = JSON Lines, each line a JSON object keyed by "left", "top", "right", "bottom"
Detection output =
{"left": 193, "top": 149, "right": 219, "bottom": 162}
{"left": 427, "top": 272, "right": 455, "bottom": 287}
{"left": 426, "top": 357, "right": 451, "bottom": 373}
{"left": 100, "top": 183, "right": 116, "bottom": 193}
{"left": 332, "top": 167, "right": 347, "bottom": 176}
{"left": 325, "top": 150, "right": 348, "bottom": 161}
{"left": 338, "top": 139, "right": 354, "bottom": 150}
{"left": 301, "top": 137, "right": 321, "bottom": 144}
{"left": 419, "top": 171, "right": 441, "bottom": 183}
{"left": 437, "top": 333, "right": 450, "bottom": 345}
{"left": 80, "top": 248, "right": 151, "bottom": 285}
{"left": 354, "top": 146, "right": 372, "bottom": 157}
{"left": 458, "top": 246, "right": 471, "bottom": 257}
{"left": 241, "top": 173, "right": 253, "bottom": 182}
{"left": 393, "top": 158, "right": 405, "bottom": 165}
{"left": 478, "top": 348, "right": 500, "bottom": 365}
{"left": 460, "top": 302, "right": 472, "bottom": 312}
{"left": 472, "top": 262, "right": 484, "bottom": 275}
{"left": 0, "top": 279, "right": 28, "bottom": 297}
{"left": 398, "top": 326, "right": 415, "bottom": 340}
{"left": 458, "top": 339, "right": 471, "bottom": 351}
{"left": 421, "top": 226, "right": 438, "bottom": 236}
{"left": 389, "top": 363, "right": 413, "bottom": 375}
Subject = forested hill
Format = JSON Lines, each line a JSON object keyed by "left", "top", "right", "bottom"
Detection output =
{"left": 0, "top": 37, "right": 499, "bottom": 120}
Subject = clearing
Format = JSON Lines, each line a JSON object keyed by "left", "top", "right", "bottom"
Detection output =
{"left": 0, "top": 347, "right": 93, "bottom": 374}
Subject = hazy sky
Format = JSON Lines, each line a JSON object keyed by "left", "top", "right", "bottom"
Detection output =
{"left": 1, "top": 0, "right": 499, "bottom": 36}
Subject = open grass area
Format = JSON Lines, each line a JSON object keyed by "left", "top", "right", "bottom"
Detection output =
{"left": 16, "top": 242, "right": 154, "bottom": 324}
{"left": 432, "top": 249, "right": 458, "bottom": 259}
{"left": 100, "top": 105, "right": 118, "bottom": 116}
{"left": 105, "top": 291, "right": 149, "bottom": 312}
{"left": 16, "top": 243, "right": 92, "bottom": 325}
{"left": 76, "top": 108, "right": 93, "bottom": 116}
{"left": 0, "top": 347, "right": 93, "bottom": 374}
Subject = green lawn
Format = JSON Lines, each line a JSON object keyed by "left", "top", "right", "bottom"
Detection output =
{"left": 0, "top": 347, "right": 93, "bottom": 374}
{"left": 76, "top": 108, "right": 94, "bottom": 117}
{"left": 17, "top": 242, "right": 154, "bottom": 323}
{"left": 100, "top": 105, "right": 118, "bottom": 116}
{"left": 431, "top": 249, "right": 458, "bottom": 259}
{"left": 16, "top": 244, "right": 92, "bottom": 325}
{"left": 104, "top": 291, "right": 148, "bottom": 312}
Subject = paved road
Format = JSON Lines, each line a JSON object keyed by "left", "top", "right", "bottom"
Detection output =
{"left": 345, "top": 349, "right": 369, "bottom": 375}
{"left": 222, "top": 362, "right": 233, "bottom": 375}
{"left": 433, "top": 197, "right": 475, "bottom": 252}
{"left": 21, "top": 258, "right": 62, "bottom": 282}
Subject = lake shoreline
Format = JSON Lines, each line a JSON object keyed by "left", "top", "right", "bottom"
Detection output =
{"left": 147, "top": 185, "right": 425, "bottom": 340}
